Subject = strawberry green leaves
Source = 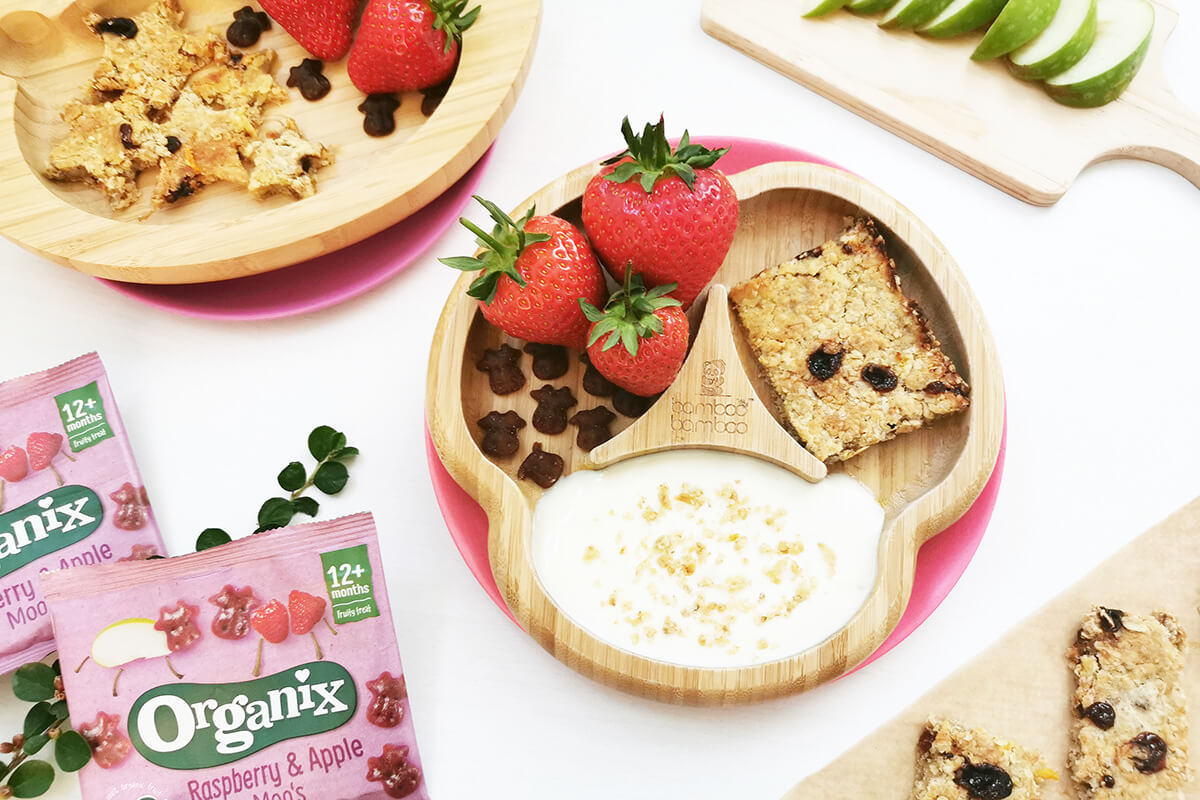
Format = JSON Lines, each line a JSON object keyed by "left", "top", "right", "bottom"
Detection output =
{"left": 579, "top": 267, "right": 682, "bottom": 358}
{"left": 602, "top": 116, "right": 730, "bottom": 193}
{"left": 440, "top": 196, "right": 552, "bottom": 304}
{"left": 430, "top": 0, "right": 481, "bottom": 53}
{"left": 195, "top": 426, "right": 359, "bottom": 551}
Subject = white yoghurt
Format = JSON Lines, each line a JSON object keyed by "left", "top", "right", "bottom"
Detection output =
{"left": 531, "top": 450, "right": 885, "bottom": 668}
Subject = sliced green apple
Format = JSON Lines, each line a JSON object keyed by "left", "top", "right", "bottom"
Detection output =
{"left": 848, "top": 0, "right": 901, "bottom": 12}
{"left": 91, "top": 618, "right": 170, "bottom": 668}
{"left": 1009, "top": 0, "right": 1097, "bottom": 80}
{"left": 972, "top": 0, "right": 1062, "bottom": 59}
{"left": 918, "top": 0, "right": 1007, "bottom": 37}
{"left": 802, "top": 0, "right": 850, "bottom": 16}
{"left": 1044, "top": 0, "right": 1153, "bottom": 107}
{"left": 879, "top": 0, "right": 956, "bottom": 29}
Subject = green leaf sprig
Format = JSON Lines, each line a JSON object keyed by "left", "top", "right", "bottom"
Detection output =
{"left": 1, "top": 660, "right": 90, "bottom": 799}
{"left": 602, "top": 116, "right": 730, "bottom": 193}
{"left": 195, "top": 426, "right": 359, "bottom": 551}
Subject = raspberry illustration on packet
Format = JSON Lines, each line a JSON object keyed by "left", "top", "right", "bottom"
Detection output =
{"left": 42, "top": 514, "right": 429, "bottom": 800}
{"left": 0, "top": 353, "right": 164, "bottom": 675}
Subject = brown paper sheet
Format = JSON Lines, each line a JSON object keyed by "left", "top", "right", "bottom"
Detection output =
{"left": 783, "top": 498, "right": 1200, "bottom": 799}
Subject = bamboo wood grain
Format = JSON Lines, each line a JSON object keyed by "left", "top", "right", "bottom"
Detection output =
{"left": 425, "top": 159, "right": 1004, "bottom": 704}
{"left": 781, "top": 496, "right": 1200, "bottom": 799}
{"left": 700, "top": 0, "right": 1200, "bottom": 206}
{"left": 0, "top": 0, "right": 540, "bottom": 283}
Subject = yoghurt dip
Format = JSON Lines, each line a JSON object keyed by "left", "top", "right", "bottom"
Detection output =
{"left": 531, "top": 450, "right": 885, "bottom": 668}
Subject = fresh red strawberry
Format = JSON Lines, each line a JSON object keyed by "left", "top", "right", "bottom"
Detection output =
{"left": 582, "top": 117, "right": 739, "bottom": 309}
{"left": 250, "top": 599, "right": 290, "bottom": 644}
{"left": 288, "top": 590, "right": 327, "bottom": 635}
{"left": 258, "top": 0, "right": 358, "bottom": 61}
{"left": 441, "top": 196, "right": 607, "bottom": 349}
{"left": 0, "top": 446, "right": 28, "bottom": 483}
{"left": 348, "top": 0, "right": 480, "bottom": 94}
{"left": 580, "top": 268, "right": 689, "bottom": 397}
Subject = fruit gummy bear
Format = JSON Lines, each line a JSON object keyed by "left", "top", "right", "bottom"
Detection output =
{"left": 41, "top": 513, "right": 429, "bottom": 800}
{"left": 0, "top": 353, "right": 164, "bottom": 674}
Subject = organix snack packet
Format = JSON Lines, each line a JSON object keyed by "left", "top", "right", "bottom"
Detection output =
{"left": 0, "top": 353, "right": 162, "bottom": 674}
{"left": 42, "top": 513, "right": 428, "bottom": 800}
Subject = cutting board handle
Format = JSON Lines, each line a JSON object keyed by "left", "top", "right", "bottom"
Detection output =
{"left": 1102, "top": 70, "right": 1200, "bottom": 192}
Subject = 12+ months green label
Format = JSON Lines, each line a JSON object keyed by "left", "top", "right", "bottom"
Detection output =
{"left": 0, "top": 486, "right": 104, "bottom": 578}
{"left": 55, "top": 381, "right": 113, "bottom": 452}
{"left": 129, "top": 661, "right": 357, "bottom": 769}
{"left": 321, "top": 544, "right": 379, "bottom": 624}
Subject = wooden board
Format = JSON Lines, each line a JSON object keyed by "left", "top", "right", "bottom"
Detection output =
{"left": 425, "top": 158, "right": 1005, "bottom": 704}
{"left": 0, "top": 0, "right": 540, "bottom": 283}
{"left": 700, "top": 0, "right": 1200, "bottom": 206}
{"left": 782, "top": 496, "right": 1200, "bottom": 799}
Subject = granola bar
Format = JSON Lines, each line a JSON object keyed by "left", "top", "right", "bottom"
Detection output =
{"left": 913, "top": 718, "right": 1057, "bottom": 800}
{"left": 1068, "top": 607, "right": 1189, "bottom": 799}
{"left": 730, "top": 218, "right": 969, "bottom": 462}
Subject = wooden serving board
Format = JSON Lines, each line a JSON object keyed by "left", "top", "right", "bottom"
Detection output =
{"left": 425, "top": 157, "right": 1005, "bottom": 704}
{"left": 701, "top": 0, "right": 1200, "bottom": 206}
{"left": 0, "top": 0, "right": 539, "bottom": 283}
{"left": 783, "top": 496, "right": 1200, "bottom": 799}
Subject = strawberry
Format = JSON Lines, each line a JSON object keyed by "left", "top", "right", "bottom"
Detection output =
{"left": 27, "top": 432, "right": 67, "bottom": 484}
{"left": 348, "top": 0, "right": 480, "bottom": 94}
{"left": 0, "top": 446, "right": 28, "bottom": 483}
{"left": 250, "top": 599, "right": 290, "bottom": 644}
{"left": 440, "top": 196, "right": 607, "bottom": 349}
{"left": 581, "top": 117, "right": 739, "bottom": 309}
{"left": 579, "top": 268, "right": 689, "bottom": 397}
{"left": 288, "top": 590, "right": 327, "bottom": 635}
{"left": 258, "top": 0, "right": 358, "bottom": 61}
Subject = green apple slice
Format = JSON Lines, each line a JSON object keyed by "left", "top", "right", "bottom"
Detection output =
{"left": 1009, "top": 0, "right": 1097, "bottom": 80}
{"left": 1044, "top": 0, "right": 1153, "bottom": 107}
{"left": 918, "top": 0, "right": 1007, "bottom": 37}
{"left": 879, "top": 0, "right": 956, "bottom": 29}
{"left": 848, "top": 0, "right": 901, "bottom": 12}
{"left": 92, "top": 618, "right": 171, "bottom": 668}
{"left": 972, "top": 0, "right": 1062, "bottom": 59}
{"left": 802, "top": 0, "right": 850, "bottom": 16}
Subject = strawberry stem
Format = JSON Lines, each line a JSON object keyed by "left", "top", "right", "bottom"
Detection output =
{"left": 439, "top": 196, "right": 551, "bottom": 304}
{"left": 61, "top": 451, "right": 76, "bottom": 463}
{"left": 430, "top": 0, "right": 481, "bottom": 52}
{"left": 323, "top": 617, "right": 338, "bottom": 636}
{"left": 578, "top": 265, "right": 681, "bottom": 357}
{"left": 310, "top": 631, "right": 324, "bottom": 660}
{"left": 49, "top": 463, "right": 62, "bottom": 487}
{"left": 602, "top": 116, "right": 729, "bottom": 193}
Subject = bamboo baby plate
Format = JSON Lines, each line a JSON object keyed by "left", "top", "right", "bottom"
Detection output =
{"left": 0, "top": 0, "right": 539, "bottom": 283}
{"left": 425, "top": 158, "right": 1004, "bottom": 704}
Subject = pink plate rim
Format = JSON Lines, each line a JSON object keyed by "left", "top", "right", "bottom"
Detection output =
{"left": 423, "top": 135, "right": 1006, "bottom": 676}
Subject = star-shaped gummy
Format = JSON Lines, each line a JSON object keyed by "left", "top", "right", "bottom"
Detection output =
{"left": 366, "top": 743, "right": 421, "bottom": 798}
{"left": 79, "top": 711, "right": 132, "bottom": 769}
{"left": 208, "top": 585, "right": 259, "bottom": 640}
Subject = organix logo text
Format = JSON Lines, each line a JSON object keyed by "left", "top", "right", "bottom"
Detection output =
{"left": 129, "top": 662, "right": 357, "bottom": 769}
{"left": 0, "top": 486, "right": 103, "bottom": 578}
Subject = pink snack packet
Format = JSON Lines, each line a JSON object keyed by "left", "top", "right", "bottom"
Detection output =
{"left": 0, "top": 352, "right": 163, "bottom": 674}
{"left": 41, "top": 513, "right": 429, "bottom": 800}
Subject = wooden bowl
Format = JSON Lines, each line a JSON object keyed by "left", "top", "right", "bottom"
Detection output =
{"left": 0, "top": 0, "right": 540, "bottom": 283}
{"left": 426, "top": 159, "right": 1004, "bottom": 704}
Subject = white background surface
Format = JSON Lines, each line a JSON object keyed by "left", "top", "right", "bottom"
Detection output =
{"left": 2, "top": 1, "right": 1199, "bottom": 798}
